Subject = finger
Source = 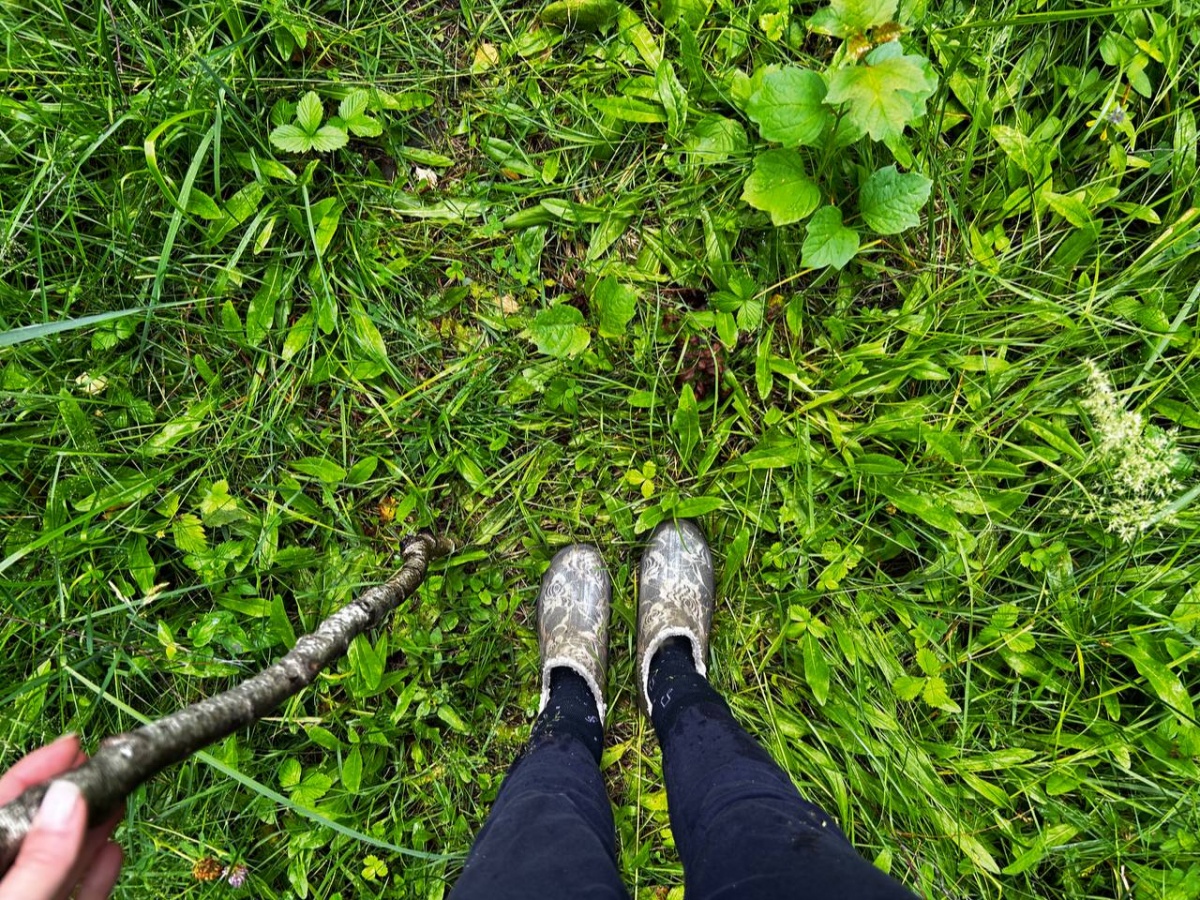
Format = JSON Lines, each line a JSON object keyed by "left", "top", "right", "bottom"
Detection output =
{"left": 90, "top": 805, "right": 125, "bottom": 840}
{"left": 56, "top": 806, "right": 124, "bottom": 894}
{"left": 0, "top": 736, "right": 81, "bottom": 805}
{"left": 0, "top": 780, "right": 87, "bottom": 900}
{"left": 72, "top": 842, "right": 123, "bottom": 900}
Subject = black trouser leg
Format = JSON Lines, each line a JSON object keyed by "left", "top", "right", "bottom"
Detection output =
{"left": 449, "top": 669, "right": 629, "bottom": 900}
{"left": 649, "top": 639, "right": 918, "bottom": 900}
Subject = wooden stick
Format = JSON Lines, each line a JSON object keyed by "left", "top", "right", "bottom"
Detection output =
{"left": 0, "top": 533, "right": 454, "bottom": 876}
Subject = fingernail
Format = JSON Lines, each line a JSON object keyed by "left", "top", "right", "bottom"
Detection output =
{"left": 35, "top": 780, "right": 81, "bottom": 830}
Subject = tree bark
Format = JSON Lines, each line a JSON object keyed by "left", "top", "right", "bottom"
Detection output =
{"left": 0, "top": 532, "right": 454, "bottom": 876}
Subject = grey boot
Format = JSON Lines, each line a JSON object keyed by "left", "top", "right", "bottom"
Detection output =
{"left": 537, "top": 545, "right": 612, "bottom": 722}
{"left": 636, "top": 520, "right": 716, "bottom": 715}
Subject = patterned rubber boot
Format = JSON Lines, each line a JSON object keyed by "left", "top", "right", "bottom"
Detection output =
{"left": 537, "top": 545, "right": 612, "bottom": 722}
{"left": 635, "top": 520, "right": 715, "bottom": 716}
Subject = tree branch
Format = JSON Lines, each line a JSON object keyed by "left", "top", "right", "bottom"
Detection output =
{"left": 0, "top": 532, "right": 455, "bottom": 876}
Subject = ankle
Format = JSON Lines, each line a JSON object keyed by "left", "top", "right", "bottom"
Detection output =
{"left": 530, "top": 666, "right": 604, "bottom": 763}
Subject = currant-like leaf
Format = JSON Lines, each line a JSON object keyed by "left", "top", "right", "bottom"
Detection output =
{"left": 741, "top": 150, "right": 821, "bottom": 226}
{"left": 745, "top": 66, "right": 831, "bottom": 148}
{"left": 824, "top": 46, "right": 938, "bottom": 141}
{"left": 808, "top": 0, "right": 898, "bottom": 37}
{"left": 801, "top": 206, "right": 861, "bottom": 269}
{"left": 859, "top": 165, "right": 931, "bottom": 234}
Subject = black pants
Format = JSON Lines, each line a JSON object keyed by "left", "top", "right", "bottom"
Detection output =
{"left": 450, "top": 691, "right": 918, "bottom": 899}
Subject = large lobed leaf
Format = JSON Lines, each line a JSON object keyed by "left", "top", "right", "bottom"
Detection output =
{"left": 825, "top": 43, "right": 938, "bottom": 142}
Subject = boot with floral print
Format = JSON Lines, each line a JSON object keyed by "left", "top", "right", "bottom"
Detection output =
{"left": 635, "top": 520, "right": 715, "bottom": 715}
{"left": 537, "top": 544, "right": 612, "bottom": 722}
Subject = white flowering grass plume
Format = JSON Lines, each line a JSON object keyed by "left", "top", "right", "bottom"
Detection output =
{"left": 1080, "top": 360, "right": 1186, "bottom": 542}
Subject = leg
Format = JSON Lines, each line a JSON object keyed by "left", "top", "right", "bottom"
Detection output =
{"left": 649, "top": 638, "right": 918, "bottom": 900}
{"left": 452, "top": 545, "right": 628, "bottom": 900}
{"left": 451, "top": 670, "right": 627, "bottom": 900}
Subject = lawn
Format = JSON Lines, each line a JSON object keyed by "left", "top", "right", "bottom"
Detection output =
{"left": 1, "top": 0, "right": 1199, "bottom": 896}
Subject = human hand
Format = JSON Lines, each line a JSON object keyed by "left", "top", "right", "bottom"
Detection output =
{"left": 0, "top": 734, "right": 123, "bottom": 900}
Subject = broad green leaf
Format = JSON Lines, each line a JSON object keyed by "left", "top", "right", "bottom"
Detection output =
{"left": 741, "top": 150, "right": 821, "bottom": 226}
{"left": 656, "top": 59, "right": 688, "bottom": 137}
{"left": 282, "top": 312, "right": 313, "bottom": 361}
{"left": 592, "top": 276, "right": 638, "bottom": 338}
{"left": 338, "top": 89, "right": 369, "bottom": 121}
{"left": 755, "top": 337, "right": 772, "bottom": 399}
{"left": 672, "top": 496, "right": 725, "bottom": 517}
{"left": 893, "top": 674, "right": 925, "bottom": 701}
{"left": 802, "top": 205, "right": 861, "bottom": 269}
{"left": 825, "top": 49, "right": 938, "bottom": 141}
{"left": 291, "top": 770, "right": 333, "bottom": 808}
{"left": 127, "top": 536, "right": 157, "bottom": 594}
{"left": 529, "top": 305, "right": 591, "bottom": 358}
{"left": 1047, "top": 192, "right": 1095, "bottom": 228}
{"left": 311, "top": 198, "right": 343, "bottom": 257}
{"left": 269, "top": 595, "right": 297, "bottom": 647}
{"left": 290, "top": 456, "right": 347, "bottom": 483}
{"left": 254, "top": 216, "right": 277, "bottom": 254}
{"left": 541, "top": 0, "right": 620, "bottom": 30}
{"left": 990, "top": 124, "right": 1049, "bottom": 175}
{"left": 916, "top": 647, "right": 941, "bottom": 677}
{"left": 342, "top": 747, "right": 363, "bottom": 794}
{"left": 859, "top": 165, "right": 931, "bottom": 234}
{"left": 199, "top": 479, "right": 245, "bottom": 527}
{"left": 1003, "top": 824, "right": 1079, "bottom": 876}
{"left": 746, "top": 67, "right": 831, "bottom": 147}
{"left": 246, "top": 261, "right": 286, "bottom": 346}
{"left": 221, "top": 300, "right": 242, "bottom": 334}
{"left": 185, "top": 189, "right": 222, "bottom": 220}
{"left": 803, "top": 632, "right": 831, "bottom": 706}
{"left": 224, "top": 182, "right": 265, "bottom": 224}
{"left": 346, "top": 456, "right": 379, "bottom": 485}
{"left": 172, "top": 513, "right": 207, "bottom": 554}
{"left": 922, "top": 675, "right": 962, "bottom": 713}
{"left": 351, "top": 304, "right": 388, "bottom": 360}
{"left": 313, "top": 283, "right": 337, "bottom": 334}
{"left": 344, "top": 114, "right": 382, "bottom": 138}
{"left": 296, "top": 91, "right": 324, "bottom": 133}
{"left": 884, "top": 488, "right": 970, "bottom": 539}
{"left": 673, "top": 383, "right": 701, "bottom": 466}
{"left": 437, "top": 704, "right": 471, "bottom": 733}
{"left": 279, "top": 757, "right": 302, "bottom": 789}
{"left": 348, "top": 634, "right": 384, "bottom": 692}
{"left": 662, "top": 0, "right": 710, "bottom": 28}
{"left": 270, "top": 124, "right": 313, "bottom": 154}
{"left": 592, "top": 96, "right": 667, "bottom": 123}
{"left": 616, "top": 4, "right": 661, "bottom": 69}
{"left": 271, "top": 99, "right": 297, "bottom": 128}
{"left": 59, "top": 393, "right": 99, "bottom": 452}
{"left": 808, "top": 0, "right": 897, "bottom": 37}
{"left": 681, "top": 116, "right": 748, "bottom": 166}
{"left": 146, "top": 402, "right": 212, "bottom": 455}
{"left": 1118, "top": 637, "right": 1195, "bottom": 722}
{"left": 309, "top": 125, "right": 349, "bottom": 153}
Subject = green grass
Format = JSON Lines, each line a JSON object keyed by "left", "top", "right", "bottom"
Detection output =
{"left": 2, "top": 0, "right": 1200, "bottom": 897}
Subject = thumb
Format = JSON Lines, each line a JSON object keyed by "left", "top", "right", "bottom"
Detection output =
{"left": 0, "top": 780, "right": 87, "bottom": 900}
